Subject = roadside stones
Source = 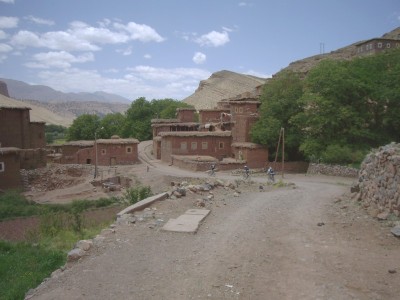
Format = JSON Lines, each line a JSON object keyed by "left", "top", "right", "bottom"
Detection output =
{"left": 76, "top": 239, "right": 93, "bottom": 251}
{"left": 356, "top": 143, "right": 400, "bottom": 219}
{"left": 67, "top": 248, "right": 86, "bottom": 262}
{"left": 390, "top": 225, "right": 400, "bottom": 237}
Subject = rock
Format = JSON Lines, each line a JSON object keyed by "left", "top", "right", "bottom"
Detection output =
{"left": 233, "top": 192, "right": 240, "bottom": 197}
{"left": 390, "top": 225, "right": 400, "bottom": 237}
{"left": 350, "top": 184, "right": 360, "bottom": 193}
{"left": 67, "top": 248, "right": 85, "bottom": 262}
{"left": 377, "top": 212, "right": 389, "bottom": 220}
{"left": 388, "top": 269, "right": 397, "bottom": 274}
{"left": 76, "top": 240, "right": 93, "bottom": 251}
{"left": 317, "top": 222, "right": 325, "bottom": 226}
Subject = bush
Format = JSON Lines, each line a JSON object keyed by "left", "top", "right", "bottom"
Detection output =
{"left": 321, "top": 144, "right": 366, "bottom": 165}
{"left": 123, "top": 186, "right": 152, "bottom": 204}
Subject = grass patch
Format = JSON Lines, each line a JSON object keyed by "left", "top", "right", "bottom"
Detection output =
{"left": 0, "top": 241, "right": 65, "bottom": 300}
{"left": 0, "top": 190, "right": 121, "bottom": 221}
{"left": 0, "top": 190, "right": 130, "bottom": 299}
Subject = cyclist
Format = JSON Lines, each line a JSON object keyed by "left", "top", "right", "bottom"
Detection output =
{"left": 267, "top": 166, "right": 275, "bottom": 183}
{"left": 210, "top": 163, "right": 216, "bottom": 176}
{"left": 243, "top": 165, "right": 250, "bottom": 179}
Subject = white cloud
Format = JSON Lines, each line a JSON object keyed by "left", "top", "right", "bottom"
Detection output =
{"left": 144, "top": 54, "right": 152, "bottom": 59}
{"left": 114, "top": 21, "right": 165, "bottom": 43}
{"left": 0, "top": 0, "right": 14, "bottom": 3}
{"left": 0, "top": 43, "right": 12, "bottom": 52}
{"left": 193, "top": 52, "right": 206, "bottom": 64}
{"left": 69, "top": 21, "right": 129, "bottom": 44}
{"left": 0, "top": 16, "right": 18, "bottom": 29}
{"left": 11, "top": 30, "right": 101, "bottom": 51}
{"left": 24, "top": 15, "right": 55, "bottom": 26}
{"left": 195, "top": 30, "right": 230, "bottom": 47}
{"left": 0, "top": 30, "right": 8, "bottom": 39}
{"left": 26, "top": 51, "right": 94, "bottom": 69}
{"left": 10, "top": 20, "right": 164, "bottom": 52}
{"left": 116, "top": 46, "right": 132, "bottom": 56}
{"left": 36, "top": 66, "right": 211, "bottom": 100}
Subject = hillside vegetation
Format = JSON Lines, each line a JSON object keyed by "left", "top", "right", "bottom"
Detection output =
{"left": 251, "top": 48, "right": 400, "bottom": 165}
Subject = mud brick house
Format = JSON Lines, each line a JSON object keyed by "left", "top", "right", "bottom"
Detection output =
{"left": 160, "top": 131, "right": 232, "bottom": 162}
{"left": 356, "top": 38, "right": 400, "bottom": 56}
{"left": 151, "top": 93, "right": 268, "bottom": 169}
{"left": 0, "top": 106, "right": 46, "bottom": 190}
{"left": 0, "top": 147, "right": 21, "bottom": 190}
{"left": 59, "top": 136, "right": 139, "bottom": 166}
{"left": 0, "top": 106, "right": 45, "bottom": 149}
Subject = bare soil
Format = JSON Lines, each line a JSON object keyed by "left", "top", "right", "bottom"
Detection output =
{"left": 22, "top": 142, "right": 400, "bottom": 299}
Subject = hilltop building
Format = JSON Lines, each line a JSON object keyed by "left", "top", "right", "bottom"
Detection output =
{"left": 356, "top": 38, "right": 400, "bottom": 56}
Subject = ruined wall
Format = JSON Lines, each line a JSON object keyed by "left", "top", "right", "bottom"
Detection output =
{"left": 307, "top": 163, "right": 359, "bottom": 177}
{"left": 358, "top": 143, "right": 400, "bottom": 217}
{"left": 0, "top": 108, "right": 31, "bottom": 148}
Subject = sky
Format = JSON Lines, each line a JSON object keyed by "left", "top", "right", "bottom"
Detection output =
{"left": 0, "top": 0, "right": 399, "bottom": 101}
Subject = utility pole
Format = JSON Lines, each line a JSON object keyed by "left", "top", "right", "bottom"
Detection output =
{"left": 281, "top": 127, "right": 285, "bottom": 179}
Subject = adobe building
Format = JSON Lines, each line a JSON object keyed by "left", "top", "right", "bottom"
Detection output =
{"left": 151, "top": 94, "right": 268, "bottom": 169}
{"left": 59, "top": 136, "right": 139, "bottom": 166}
{"left": 0, "top": 105, "right": 47, "bottom": 190}
{"left": 356, "top": 38, "right": 400, "bottom": 56}
{"left": 0, "top": 147, "right": 21, "bottom": 190}
{"left": 160, "top": 131, "right": 232, "bottom": 162}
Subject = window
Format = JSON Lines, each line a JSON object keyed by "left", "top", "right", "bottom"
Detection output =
{"left": 0, "top": 162, "right": 4, "bottom": 172}
{"left": 191, "top": 142, "right": 197, "bottom": 150}
{"left": 396, "top": 43, "right": 400, "bottom": 48}
{"left": 126, "top": 146, "right": 132, "bottom": 153}
{"left": 386, "top": 43, "right": 391, "bottom": 48}
{"left": 239, "top": 107, "right": 243, "bottom": 113}
{"left": 219, "top": 142, "right": 224, "bottom": 149}
{"left": 202, "top": 142, "right": 208, "bottom": 149}
{"left": 378, "top": 42, "right": 382, "bottom": 48}
{"left": 101, "top": 149, "right": 106, "bottom": 155}
{"left": 181, "top": 142, "right": 187, "bottom": 150}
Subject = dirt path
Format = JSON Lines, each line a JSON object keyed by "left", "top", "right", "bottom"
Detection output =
{"left": 27, "top": 142, "right": 400, "bottom": 300}
{"left": 28, "top": 180, "right": 400, "bottom": 299}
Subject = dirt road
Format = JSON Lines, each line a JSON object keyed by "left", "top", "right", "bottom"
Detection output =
{"left": 27, "top": 143, "right": 400, "bottom": 300}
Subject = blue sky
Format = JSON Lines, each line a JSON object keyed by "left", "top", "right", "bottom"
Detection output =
{"left": 0, "top": 0, "right": 399, "bottom": 101}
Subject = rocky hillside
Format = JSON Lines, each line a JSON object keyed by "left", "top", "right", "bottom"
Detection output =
{"left": 183, "top": 70, "right": 267, "bottom": 110}
{"left": 279, "top": 26, "right": 400, "bottom": 75}
{"left": 183, "top": 27, "right": 400, "bottom": 110}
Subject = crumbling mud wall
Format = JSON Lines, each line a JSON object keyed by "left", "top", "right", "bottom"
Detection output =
{"left": 307, "top": 163, "right": 358, "bottom": 177}
{"left": 357, "top": 143, "right": 400, "bottom": 217}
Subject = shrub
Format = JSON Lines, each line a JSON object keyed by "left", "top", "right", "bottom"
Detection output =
{"left": 123, "top": 186, "right": 152, "bottom": 204}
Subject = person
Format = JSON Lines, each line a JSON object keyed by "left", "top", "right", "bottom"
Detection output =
{"left": 267, "top": 166, "right": 275, "bottom": 183}
{"left": 244, "top": 165, "right": 250, "bottom": 179}
{"left": 210, "top": 163, "right": 216, "bottom": 176}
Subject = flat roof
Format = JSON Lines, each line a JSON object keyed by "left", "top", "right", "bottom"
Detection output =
{"left": 0, "top": 147, "right": 21, "bottom": 154}
{"left": 0, "top": 105, "right": 31, "bottom": 110}
{"left": 160, "top": 131, "right": 231, "bottom": 137}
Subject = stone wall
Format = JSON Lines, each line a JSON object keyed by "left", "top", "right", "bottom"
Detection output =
{"left": 307, "top": 163, "right": 359, "bottom": 177}
{"left": 358, "top": 143, "right": 400, "bottom": 217}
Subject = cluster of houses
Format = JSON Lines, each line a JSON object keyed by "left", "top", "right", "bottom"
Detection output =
{"left": 151, "top": 90, "right": 269, "bottom": 171}
{"left": 1, "top": 85, "right": 273, "bottom": 190}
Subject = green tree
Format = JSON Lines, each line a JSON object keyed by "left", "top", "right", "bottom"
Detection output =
{"left": 66, "top": 114, "right": 101, "bottom": 141}
{"left": 99, "top": 113, "right": 125, "bottom": 139}
{"left": 251, "top": 70, "right": 304, "bottom": 160}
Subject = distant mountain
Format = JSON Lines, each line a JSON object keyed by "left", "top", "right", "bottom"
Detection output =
{"left": 0, "top": 78, "right": 131, "bottom": 104}
{"left": 0, "top": 93, "right": 74, "bottom": 127}
{"left": 0, "top": 78, "right": 131, "bottom": 125}
{"left": 183, "top": 70, "right": 267, "bottom": 110}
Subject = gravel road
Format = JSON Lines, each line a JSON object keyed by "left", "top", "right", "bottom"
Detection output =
{"left": 27, "top": 142, "right": 400, "bottom": 300}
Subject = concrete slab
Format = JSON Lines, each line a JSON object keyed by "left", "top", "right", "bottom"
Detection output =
{"left": 116, "top": 192, "right": 168, "bottom": 218}
{"left": 162, "top": 209, "right": 210, "bottom": 233}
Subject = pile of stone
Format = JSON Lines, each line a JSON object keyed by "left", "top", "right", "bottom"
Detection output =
{"left": 20, "top": 164, "right": 89, "bottom": 192}
{"left": 356, "top": 143, "right": 400, "bottom": 218}
{"left": 307, "top": 163, "right": 359, "bottom": 178}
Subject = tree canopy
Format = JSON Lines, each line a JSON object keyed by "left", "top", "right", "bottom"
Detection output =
{"left": 66, "top": 98, "right": 193, "bottom": 142}
{"left": 252, "top": 48, "right": 400, "bottom": 164}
